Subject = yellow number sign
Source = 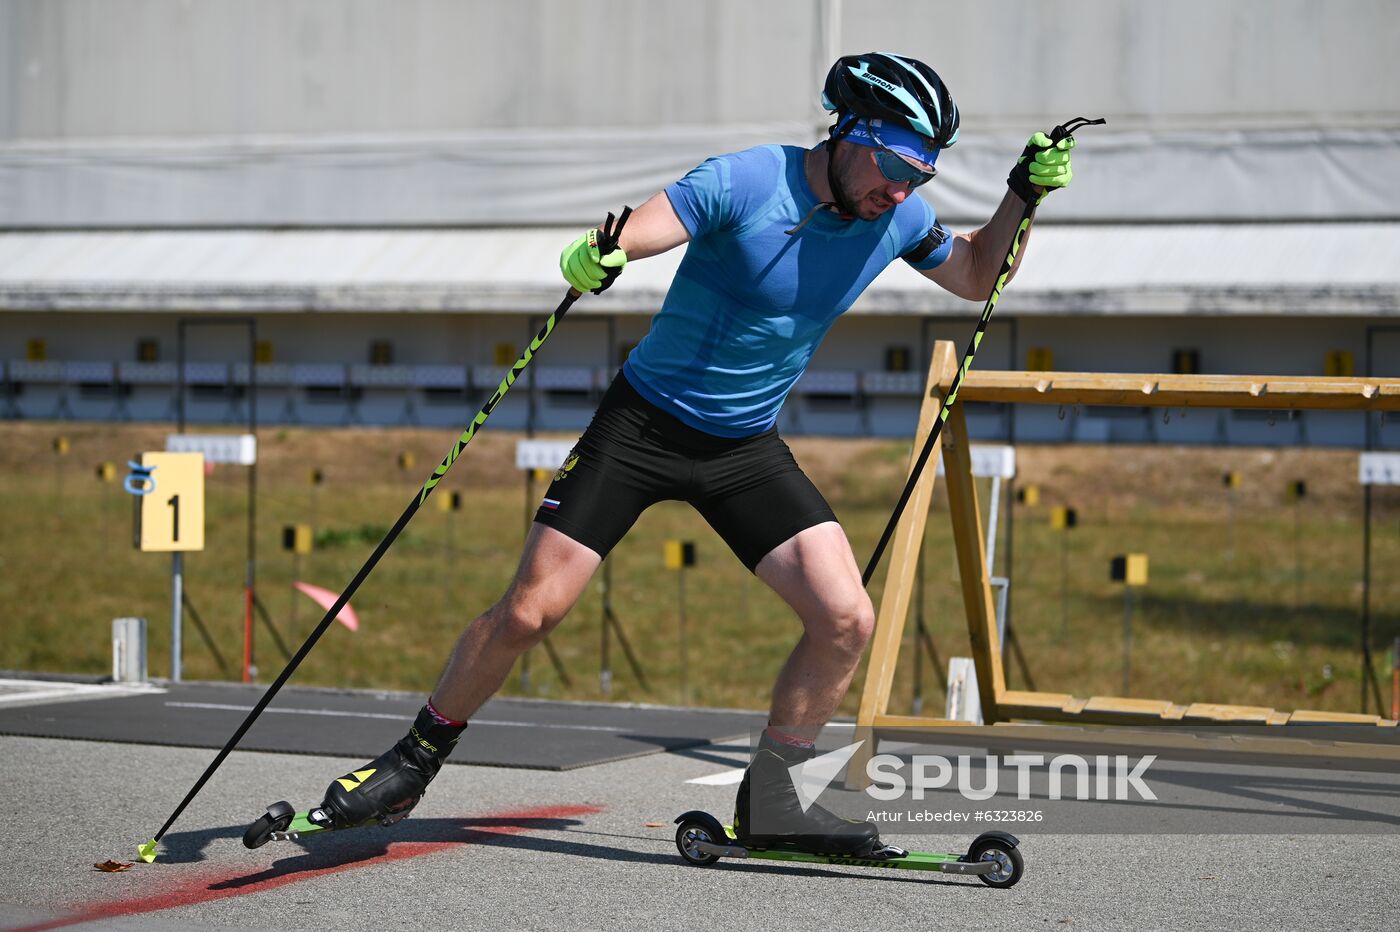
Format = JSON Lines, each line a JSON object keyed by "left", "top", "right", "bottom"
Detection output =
{"left": 136, "top": 452, "right": 205, "bottom": 552}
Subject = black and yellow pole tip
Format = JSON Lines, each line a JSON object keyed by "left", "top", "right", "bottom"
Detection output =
{"left": 138, "top": 838, "right": 158, "bottom": 863}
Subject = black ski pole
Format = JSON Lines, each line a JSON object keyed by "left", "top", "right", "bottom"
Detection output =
{"left": 138, "top": 208, "right": 632, "bottom": 863}
{"left": 860, "top": 119, "right": 1104, "bottom": 587}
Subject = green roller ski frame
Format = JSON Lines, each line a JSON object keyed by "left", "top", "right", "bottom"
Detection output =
{"left": 673, "top": 811, "right": 1023, "bottom": 888}
{"left": 241, "top": 801, "right": 393, "bottom": 848}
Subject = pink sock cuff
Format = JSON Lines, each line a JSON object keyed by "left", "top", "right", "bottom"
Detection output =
{"left": 425, "top": 697, "right": 468, "bottom": 728}
{"left": 764, "top": 725, "right": 816, "bottom": 749}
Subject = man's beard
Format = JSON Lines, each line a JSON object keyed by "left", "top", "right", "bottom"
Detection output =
{"left": 826, "top": 146, "right": 864, "bottom": 218}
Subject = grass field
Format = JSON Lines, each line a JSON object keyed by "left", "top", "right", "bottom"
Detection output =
{"left": 2, "top": 420, "right": 1397, "bottom": 718}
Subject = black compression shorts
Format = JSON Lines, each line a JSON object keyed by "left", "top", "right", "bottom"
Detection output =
{"left": 533, "top": 373, "right": 838, "bottom": 572}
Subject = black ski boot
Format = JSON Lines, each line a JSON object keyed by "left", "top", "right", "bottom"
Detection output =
{"left": 319, "top": 704, "right": 466, "bottom": 828}
{"left": 732, "top": 734, "right": 882, "bottom": 856}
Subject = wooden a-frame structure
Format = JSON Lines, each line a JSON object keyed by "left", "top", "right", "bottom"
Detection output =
{"left": 853, "top": 339, "right": 1400, "bottom": 771}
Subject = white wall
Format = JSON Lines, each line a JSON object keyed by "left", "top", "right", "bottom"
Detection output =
{"left": 4, "top": 0, "right": 1394, "bottom": 140}
{"left": 2, "top": 0, "right": 1397, "bottom": 224}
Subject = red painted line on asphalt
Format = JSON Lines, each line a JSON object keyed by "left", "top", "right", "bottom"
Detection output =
{"left": 18, "top": 803, "right": 602, "bottom": 932}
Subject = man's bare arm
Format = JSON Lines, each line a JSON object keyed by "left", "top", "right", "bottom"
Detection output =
{"left": 919, "top": 188, "right": 1034, "bottom": 301}
{"left": 617, "top": 191, "right": 692, "bottom": 260}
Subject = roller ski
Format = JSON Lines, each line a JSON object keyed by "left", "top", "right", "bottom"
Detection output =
{"left": 673, "top": 811, "right": 1022, "bottom": 887}
{"left": 673, "top": 736, "right": 1023, "bottom": 887}
{"left": 243, "top": 703, "right": 466, "bottom": 849}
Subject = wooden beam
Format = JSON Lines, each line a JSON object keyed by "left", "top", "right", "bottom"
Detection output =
{"left": 940, "top": 401, "right": 1007, "bottom": 718}
{"left": 960, "top": 371, "right": 1400, "bottom": 411}
{"left": 866, "top": 720, "right": 1400, "bottom": 761}
{"left": 848, "top": 341, "right": 957, "bottom": 787}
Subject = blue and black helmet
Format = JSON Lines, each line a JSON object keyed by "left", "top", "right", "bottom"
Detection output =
{"left": 822, "top": 52, "right": 960, "bottom": 150}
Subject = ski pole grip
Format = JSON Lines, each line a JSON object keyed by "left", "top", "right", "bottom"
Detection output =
{"left": 1050, "top": 116, "right": 1107, "bottom": 144}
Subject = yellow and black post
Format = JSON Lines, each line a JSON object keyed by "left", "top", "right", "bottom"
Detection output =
{"left": 665, "top": 540, "right": 697, "bottom": 705}
{"left": 282, "top": 524, "right": 313, "bottom": 628}
{"left": 96, "top": 461, "right": 117, "bottom": 554}
{"left": 1051, "top": 506, "right": 1077, "bottom": 635}
{"left": 1222, "top": 471, "right": 1241, "bottom": 561}
{"left": 1110, "top": 553, "right": 1149, "bottom": 695}
{"left": 1287, "top": 479, "right": 1307, "bottom": 606}
{"left": 436, "top": 489, "right": 463, "bottom": 589}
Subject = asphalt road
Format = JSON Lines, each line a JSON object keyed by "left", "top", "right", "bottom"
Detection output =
{"left": 3, "top": 726, "right": 1399, "bottom": 931}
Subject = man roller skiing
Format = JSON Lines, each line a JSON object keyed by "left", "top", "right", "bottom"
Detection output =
{"left": 319, "top": 52, "right": 1075, "bottom": 856}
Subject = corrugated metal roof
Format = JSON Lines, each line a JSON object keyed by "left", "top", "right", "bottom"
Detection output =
{"left": 0, "top": 223, "right": 1396, "bottom": 316}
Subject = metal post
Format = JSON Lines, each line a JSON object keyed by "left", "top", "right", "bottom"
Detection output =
{"left": 1227, "top": 484, "right": 1236, "bottom": 564}
{"left": 521, "top": 467, "right": 534, "bottom": 693}
{"left": 1122, "top": 584, "right": 1133, "bottom": 696}
{"left": 171, "top": 552, "right": 184, "bottom": 682}
{"left": 678, "top": 569, "right": 688, "bottom": 706}
{"left": 177, "top": 321, "right": 186, "bottom": 432}
{"left": 1362, "top": 484, "right": 1373, "bottom": 714}
{"left": 1060, "top": 531, "right": 1069, "bottom": 636}
{"left": 526, "top": 316, "right": 539, "bottom": 437}
{"left": 601, "top": 558, "right": 613, "bottom": 696}
{"left": 912, "top": 539, "right": 925, "bottom": 715}
{"left": 986, "top": 476, "right": 1002, "bottom": 570}
{"left": 290, "top": 552, "right": 301, "bottom": 631}
{"left": 177, "top": 317, "right": 259, "bottom": 681}
{"left": 247, "top": 319, "right": 258, "bottom": 682}
{"left": 1294, "top": 496, "right": 1303, "bottom": 608}
{"left": 986, "top": 474, "right": 1011, "bottom": 658}
{"left": 602, "top": 314, "right": 617, "bottom": 697}
{"left": 445, "top": 504, "right": 454, "bottom": 560}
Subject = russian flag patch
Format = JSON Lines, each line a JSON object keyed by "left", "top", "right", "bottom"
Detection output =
{"left": 541, "top": 497, "right": 561, "bottom": 510}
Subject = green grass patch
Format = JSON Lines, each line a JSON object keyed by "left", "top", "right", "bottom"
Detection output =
{"left": 2, "top": 421, "right": 1397, "bottom": 718}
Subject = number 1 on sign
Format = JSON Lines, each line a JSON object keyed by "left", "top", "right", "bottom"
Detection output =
{"left": 136, "top": 452, "right": 203, "bottom": 552}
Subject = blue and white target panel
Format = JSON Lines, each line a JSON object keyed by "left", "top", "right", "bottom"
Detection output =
{"left": 515, "top": 438, "right": 581, "bottom": 472}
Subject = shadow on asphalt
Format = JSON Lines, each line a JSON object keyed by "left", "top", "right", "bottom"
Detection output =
{"left": 159, "top": 814, "right": 593, "bottom": 866}
{"left": 659, "top": 741, "right": 749, "bottom": 769}
{"left": 160, "top": 815, "right": 979, "bottom": 890}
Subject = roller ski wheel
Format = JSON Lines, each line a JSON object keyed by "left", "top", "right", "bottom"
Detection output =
{"left": 675, "top": 815, "right": 725, "bottom": 866}
{"left": 673, "top": 811, "right": 1023, "bottom": 887}
{"left": 241, "top": 799, "right": 415, "bottom": 849}
{"left": 242, "top": 801, "right": 296, "bottom": 849}
{"left": 966, "top": 833, "right": 1024, "bottom": 888}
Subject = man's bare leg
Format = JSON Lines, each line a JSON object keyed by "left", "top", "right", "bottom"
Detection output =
{"left": 755, "top": 520, "right": 875, "bottom": 737}
{"left": 429, "top": 523, "right": 602, "bottom": 722}
{"left": 318, "top": 523, "right": 600, "bottom": 828}
{"left": 732, "top": 520, "right": 878, "bottom": 851}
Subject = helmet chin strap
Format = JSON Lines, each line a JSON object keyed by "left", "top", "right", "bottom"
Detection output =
{"left": 786, "top": 114, "right": 863, "bottom": 234}
{"left": 822, "top": 116, "right": 862, "bottom": 219}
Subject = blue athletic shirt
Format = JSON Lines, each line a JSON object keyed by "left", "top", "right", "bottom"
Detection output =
{"left": 621, "top": 144, "right": 953, "bottom": 438}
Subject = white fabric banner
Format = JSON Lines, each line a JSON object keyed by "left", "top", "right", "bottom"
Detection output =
{"left": 2, "top": 126, "right": 1397, "bottom": 227}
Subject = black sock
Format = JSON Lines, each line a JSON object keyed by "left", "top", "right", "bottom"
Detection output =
{"left": 403, "top": 704, "right": 467, "bottom": 762}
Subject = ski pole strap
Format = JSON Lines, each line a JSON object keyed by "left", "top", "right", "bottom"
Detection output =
{"left": 595, "top": 207, "right": 632, "bottom": 255}
{"left": 1051, "top": 116, "right": 1106, "bottom": 144}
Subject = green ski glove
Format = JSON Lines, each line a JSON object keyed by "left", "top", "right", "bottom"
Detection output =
{"left": 1007, "top": 132, "right": 1075, "bottom": 205}
{"left": 560, "top": 227, "right": 628, "bottom": 295}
